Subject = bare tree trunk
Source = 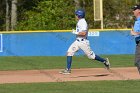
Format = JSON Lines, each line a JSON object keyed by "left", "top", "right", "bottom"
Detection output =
{"left": 6, "top": 0, "right": 10, "bottom": 31}
{"left": 11, "top": 0, "right": 17, "bottom": 31}
{"left": 74, "top": 0, "right": 81, "bottom": 9}
{"left": 82, "top": 0, "right": 86, "bottom": 9}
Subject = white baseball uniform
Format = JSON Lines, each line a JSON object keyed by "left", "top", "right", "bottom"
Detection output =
{"left": 67, "top": 18, "right": 95, "bottom": 59}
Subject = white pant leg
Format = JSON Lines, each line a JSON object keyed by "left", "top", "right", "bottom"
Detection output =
{"left": 79, "top": 40, "right": 95, "bottom": 59}
{"left": 67, "top": 40, "right": 80, "bottom": 56}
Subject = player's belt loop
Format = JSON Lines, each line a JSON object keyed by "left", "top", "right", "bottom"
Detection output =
{"left": 76, "top": 38, "right": 84, "bottom": 41}
{"left": 81, "top": 39, "right": 84, "bottom": 41}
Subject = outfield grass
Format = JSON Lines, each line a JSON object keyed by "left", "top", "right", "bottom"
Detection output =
{"left": 0, "top": 80, "right": 140, "bottom": 93}
{"left": 0, "top": 55, "right": 135, "bottom": 70}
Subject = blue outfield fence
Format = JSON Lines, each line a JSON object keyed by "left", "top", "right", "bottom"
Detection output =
{"left": 0, "top": 30, "right": 136, "bottom": 56}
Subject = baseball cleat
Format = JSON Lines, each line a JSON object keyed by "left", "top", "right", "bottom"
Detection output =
{"left": 104, "top": 58, "right": 110, "bottom": 70}
{"left": 59, "top": 69, "right": 71, "bottom": 75}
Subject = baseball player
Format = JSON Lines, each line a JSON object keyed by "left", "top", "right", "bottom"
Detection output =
{"left": 131, "top": 5, "right": 140, "bottom": 74}
{"left": 59, "top": 9, "right": 110, "bottom": 74}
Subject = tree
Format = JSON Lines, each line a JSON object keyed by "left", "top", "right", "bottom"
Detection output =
{"left": 74, "top": 0, "right": 80, "bottom": 9}
{"left": 6, "top": 0, "right": 10, "bottom": 31}
{"left": 16, "top": 0, "right": 75, "bottom": 30}
{"left": 0, "top": 0, "right": 5, "bottom": 31}
{"left": 1, "top": 0, "right": 140, "bottom": 31}
{"left": 103, "top": 0, "right": 136, "bottom": 28}
{"left": 11, "top": 0, "right": 17, "bottom": 30}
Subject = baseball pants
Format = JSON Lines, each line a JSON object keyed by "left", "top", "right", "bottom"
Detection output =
{"left": 135, "top": 42, "right": 140, "bottom": 74}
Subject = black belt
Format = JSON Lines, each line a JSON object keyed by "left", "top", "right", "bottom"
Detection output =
{"left": 135, "top": 37, "right": 140, "bottom": 44}
{"left": 136, "top": 40, "right": 140, "bottom": 45}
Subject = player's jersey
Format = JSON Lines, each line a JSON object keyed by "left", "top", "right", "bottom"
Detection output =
{"left": 134, "top": 17, "right": 140, "bottom": 37}
{"left": 76, "top": 18, "right": 88, "bottom": 39}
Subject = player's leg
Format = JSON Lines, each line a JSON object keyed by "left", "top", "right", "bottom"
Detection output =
{"left": 135, "top": 43, "right": 140, "bottom": 74}
{"left": 66, "top": 41, "right": 79, "bottom": 71}
{"left": 59, "top": 41, "right": 79, "bottom": 74}
{"left": 80, "top": 40, "right": 110, "bottom": 69}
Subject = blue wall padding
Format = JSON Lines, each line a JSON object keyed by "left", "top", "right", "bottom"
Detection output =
{"left": 0, "top": 30, "right": 136, "bottom": 56}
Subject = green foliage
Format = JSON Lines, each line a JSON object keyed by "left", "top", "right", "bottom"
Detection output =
{"left": 1, "top": 0, "right": 140, "bottom": 30}
{"left": 103, "top": 0, "right": 136, "bottom": 28}
{"left": 16, "top": 0, "right": 138, "bottom": 30}
{"left": 16, "top": 0, "right": 75, "bottom": 30}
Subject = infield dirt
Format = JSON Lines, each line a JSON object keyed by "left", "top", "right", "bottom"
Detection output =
{"left": 0, "top": 67, "right": 140, "bottom": 84}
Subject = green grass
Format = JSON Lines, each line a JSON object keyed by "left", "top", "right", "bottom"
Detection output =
{"left": 0, "top": 80, "right": 140, "bottom": 93}
{"left": 0, "top": 55, "right": 135, "bottom": 70}
{"left": 0, "top": 55, "right": 138, "bottom": 93}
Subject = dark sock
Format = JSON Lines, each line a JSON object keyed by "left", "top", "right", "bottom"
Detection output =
{"left": 67, "top": 56, "right": 72, "bottom": 70}
{"left": 95, "top": 55, "right": 106, "bottom": 62}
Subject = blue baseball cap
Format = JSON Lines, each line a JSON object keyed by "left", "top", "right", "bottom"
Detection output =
{"left": 75, "top": 9, "right": 85, "bottom": 18}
